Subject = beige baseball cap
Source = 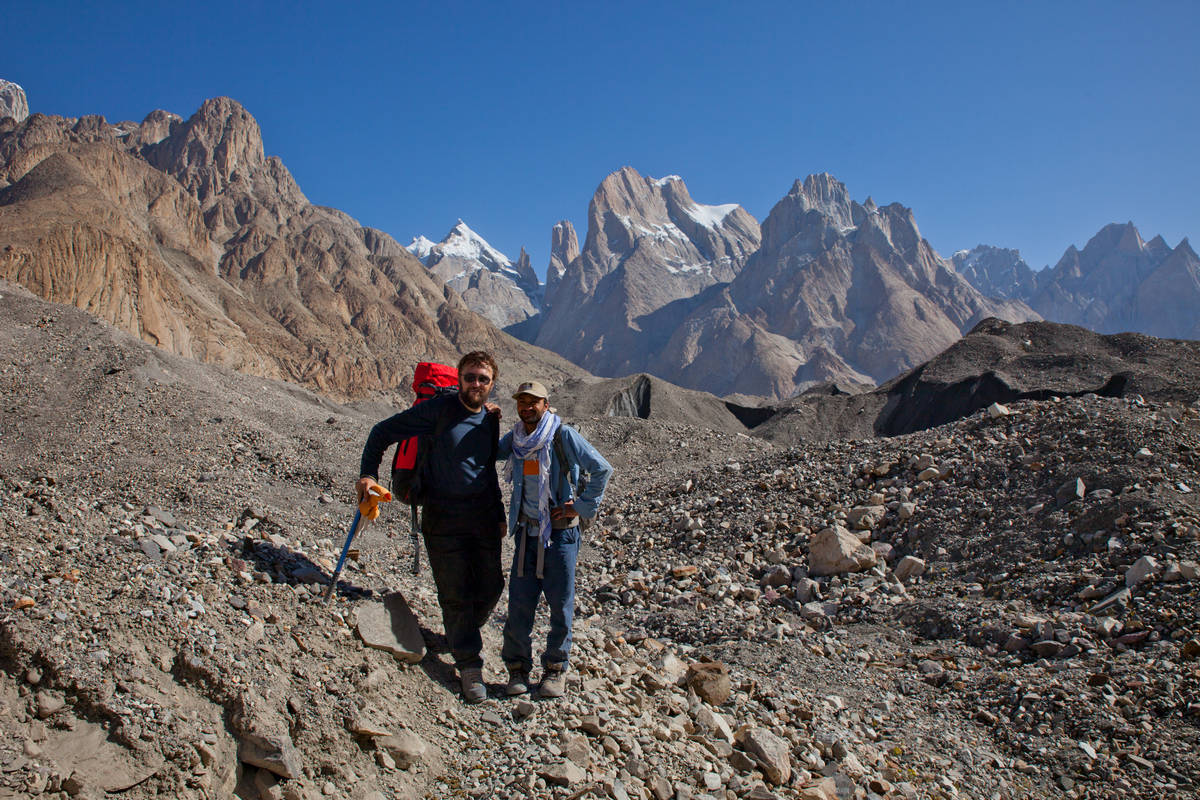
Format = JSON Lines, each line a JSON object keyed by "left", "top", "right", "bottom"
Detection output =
{"left": 511, "top": 380, "right": 549, "bottom": 400}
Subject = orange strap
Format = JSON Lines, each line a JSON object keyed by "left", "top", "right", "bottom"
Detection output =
{"left": 358, "top": 485, "right": 393, "bottom": 520}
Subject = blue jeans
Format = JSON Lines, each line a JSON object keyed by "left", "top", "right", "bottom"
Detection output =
{"left": 501, "top": 524, "right": 579, "bottom": 672}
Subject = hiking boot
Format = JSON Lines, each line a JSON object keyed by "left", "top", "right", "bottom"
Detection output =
{"left": 505, "top": 668, "right": 530, "bottom": 696}
{"left": 459, "top": 667, "right": 486, "bottom": 704}
{"left": 539, "top": 664, "right": 567, "bottom": 698}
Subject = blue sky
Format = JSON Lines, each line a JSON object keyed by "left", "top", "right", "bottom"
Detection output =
{"left": 6, "top": 1, "right": 1198, "bottom": 276}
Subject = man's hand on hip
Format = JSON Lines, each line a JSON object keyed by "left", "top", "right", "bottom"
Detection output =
{"left": 549, "top": 502, "right": 578, "bottom": 521}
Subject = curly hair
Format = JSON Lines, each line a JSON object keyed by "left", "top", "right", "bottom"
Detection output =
{"left": 457, "top": 351, "right": 499, "bottom": 382}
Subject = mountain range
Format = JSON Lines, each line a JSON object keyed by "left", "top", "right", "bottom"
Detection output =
{"left": 528, "top": 169, "right": 1037, "bottom": 399}
{"left": 0, "top": 91, "right": 578, "bottom": 401}
{"left": 430, "top": 168, "right": 1197, "bottom": 401}
{"left": 954, "top": 224, "right": 1200, "bottom": 340}
{"left": 2, "top": 81, "right": 1195, "bottom": 408}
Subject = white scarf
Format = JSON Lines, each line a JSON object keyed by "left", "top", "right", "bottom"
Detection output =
{"left": 507, "top": 410, "right": 561, "bottom": 549}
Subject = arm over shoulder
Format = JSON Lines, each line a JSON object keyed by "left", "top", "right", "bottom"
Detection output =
{"left": 496, "top": 429, "right": 514, "bottom": 461}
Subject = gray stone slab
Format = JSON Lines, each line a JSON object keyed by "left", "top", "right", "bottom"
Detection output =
{"left": 356, "top": 592, "right": 425, "bottom": 664}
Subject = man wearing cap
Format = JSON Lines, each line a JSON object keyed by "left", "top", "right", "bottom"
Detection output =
{"left": 498, "top": 380, "right": 612, "bottom": 698}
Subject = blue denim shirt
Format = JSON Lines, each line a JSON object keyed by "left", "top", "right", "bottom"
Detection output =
{"left": 497, "top": 423, "right": 613, "bottom": 536}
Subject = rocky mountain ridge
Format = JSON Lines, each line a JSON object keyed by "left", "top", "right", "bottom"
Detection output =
{"left": 537, "top": 172, "right": 1038, "bottom": 401}
{"left": 0, "top": 80, "right": 28, "bottom": 124}
{"left": 951, "top": 245, "right": 1040, "bottom": 301}
{"left": 1029, "top": 223, "right": 1199, "bottom": 340}
{"left": 956, "top": 223, "right": 1199, "bottom": 341}
{"left": 750, "top": 316, "right": 1200, "bottom": 445}
{"left": 532, "top": 167, "right": 762, "bottom": 377}
{"left": 0, "top": 88, "right": 579, "bottom": 401}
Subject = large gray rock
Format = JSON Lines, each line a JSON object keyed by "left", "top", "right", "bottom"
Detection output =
{"left": 808, "top": 526, "right": 877, "bottom": 576}
{"left": 234, "top": 703, "right": 302, "bottom": 779}
{"left": 893, "top": 555, "right": 926, "bottom": 582}
{"left": 539, "top": 759, "right": 586, "bottom": 786}
{"left": 741, "top": 728, "right": 791, "bottom": 785}
{"left": 0, "top": 80, "right": 28, "bottom": 123}
{"left": 378, "top": 730, "right": 430, "bottom": 769}
{"left": 687, "top": 661, "right": 733, "bottom": 705}
{"left": 356, "top": 592, "right": 426, "bottom": 663}
{"left": 846, "top": 505, "right": 886, "bottom": 530}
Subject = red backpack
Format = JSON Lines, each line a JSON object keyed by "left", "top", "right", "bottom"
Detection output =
{"left": 390, "top": 361, "right": 459, "bottom": 502}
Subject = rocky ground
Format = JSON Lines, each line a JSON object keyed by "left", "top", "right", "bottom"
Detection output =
{"left": 1, "top": 282, "right": 1199, "bottom": 799}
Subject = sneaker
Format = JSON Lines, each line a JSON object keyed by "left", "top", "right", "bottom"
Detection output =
{"left": 539, "top": 664, "right": 567, "bottom": 698}
{"left": 459, "top": 667, "right": 486, "bottom": 703}
{"left": 505, "top": 668, "right": 530, "bottom": 696}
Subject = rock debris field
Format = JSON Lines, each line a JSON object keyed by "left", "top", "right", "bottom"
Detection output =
{"left": 1, "top": 283, "right": 1199, "bottom": 800}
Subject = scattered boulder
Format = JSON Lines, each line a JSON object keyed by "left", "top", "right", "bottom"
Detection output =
{"left": 1125, "top": 556, "right": 1160, "bottom": 587}
{"left": 808, "top": 526, "right": 878, "bottom": 576}
{"left": 355, "top": 592, "right": 426, "bottom": 663}
{"left": 378, "top": 730, "right": 429, "bottom": 770}
{"left": 687, "top": 661, "right": 732, "bottom": 705}
{"left": 539, "top": 759, "right": 586, "bottom": 787}
{"left": 893, "top": 556, "right": 926, "bottom": 582}
{"left": 233, "top": 703, "right": 302, "bottom": 780}
{"left": 846, "top": 505, "right": 886, "bottom": 530}
{"left": 741, "top": 728, "right": 791, "bottom": 785}
{"left": 1056, "top": 478, "right": 1086, "bottom": 507}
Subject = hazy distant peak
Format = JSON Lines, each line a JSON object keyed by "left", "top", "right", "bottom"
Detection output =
{"left": 952, "top": 245, "right": 1038, "bottom": 301}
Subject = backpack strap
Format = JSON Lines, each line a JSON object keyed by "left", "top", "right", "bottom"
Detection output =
{"left": 488, "top": 410, "right": 504, "bottom": 525}
{"left": 552, "top": 427, "right": 576, "bottom": 502}
{"left": 489, "top": 409, "right": 500, "bottom": 463}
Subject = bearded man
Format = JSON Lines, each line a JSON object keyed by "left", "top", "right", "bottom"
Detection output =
{"left": 357, "top": 351, "right": 505, "bottom": 703}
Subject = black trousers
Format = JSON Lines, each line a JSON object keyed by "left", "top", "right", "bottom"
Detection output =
{"left": 421, "top": 505, "right": 504, "bottom": 669}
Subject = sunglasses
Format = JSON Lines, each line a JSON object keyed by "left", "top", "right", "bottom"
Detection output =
{"left": 462, "top": 373, "right": 492, "bottom": 385}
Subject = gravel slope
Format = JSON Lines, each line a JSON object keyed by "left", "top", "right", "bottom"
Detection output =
{"left": 2, "top": 280, "right": 1198, "bottom": 800}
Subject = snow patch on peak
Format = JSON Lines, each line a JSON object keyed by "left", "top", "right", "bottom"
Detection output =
{"left": 684, "top": 201, "right": 739, "bottom": 229}
{"left": 653, "top": 175, "right": 683, "bottom": 187}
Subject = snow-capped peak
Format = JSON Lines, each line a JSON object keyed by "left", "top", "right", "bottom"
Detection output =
{"left": 436, "top": 220, "right": 514, "bottom": 270}
{"left": 406, "top": 235, "right": 437, "bottom": 262}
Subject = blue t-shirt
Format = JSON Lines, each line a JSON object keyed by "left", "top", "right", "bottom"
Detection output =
{"left": 521, "top": 462, "right": 542, "bottom": 518}
{"left": 359, "top": 393, "right": 498, "bottom": 502}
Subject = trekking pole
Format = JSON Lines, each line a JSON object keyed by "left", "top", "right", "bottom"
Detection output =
{"left": 324, "top": 511, "right": 367, "bottom": 603}
{"left": 409, "top": 504, "right": 421, "bottom": 576}
{"left": 324, "top": 486, "right": 391, "bottom": 603}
